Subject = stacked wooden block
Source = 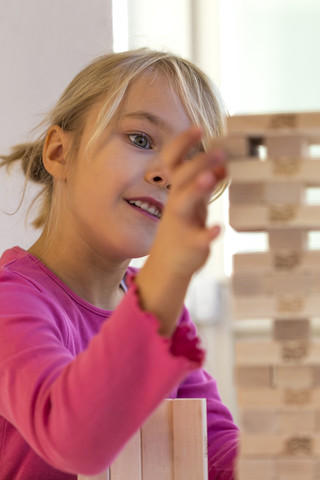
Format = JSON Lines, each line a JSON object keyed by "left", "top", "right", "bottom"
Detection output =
{"left": 78, "top": 398, "right": 208, "bottom": 480}
{"left": 227, "top": 112, "right": 320, "bottom": 479}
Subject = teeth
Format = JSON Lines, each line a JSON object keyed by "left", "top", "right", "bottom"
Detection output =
{"left": 128, "top": 200, "right": 161, "bottom": 218}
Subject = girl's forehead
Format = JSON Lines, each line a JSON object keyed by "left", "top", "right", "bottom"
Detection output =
{"left": 125, "top": 72, "right": 176, "bottom": 105}
{"left": 120, "top": 72, "right": 191, "bottom": 133}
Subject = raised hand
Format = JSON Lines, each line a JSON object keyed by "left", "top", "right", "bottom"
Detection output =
{"left": 135, "top": 126, "right": 227, "bottom": 336}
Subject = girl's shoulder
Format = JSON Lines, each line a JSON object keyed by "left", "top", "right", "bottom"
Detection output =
{"left": 0, "top": 246, "right": 27, "bottom": 269}
{"left": 0, "top": 246, "right": 50, "bottom": 290}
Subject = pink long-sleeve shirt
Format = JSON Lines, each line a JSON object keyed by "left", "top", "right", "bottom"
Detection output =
{"left": 0, "top": 247, "right": 238, "bottom": 479}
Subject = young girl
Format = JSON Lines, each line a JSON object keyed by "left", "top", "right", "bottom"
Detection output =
{"left": 0, "top": 49, "right": 238, "bottom": 479}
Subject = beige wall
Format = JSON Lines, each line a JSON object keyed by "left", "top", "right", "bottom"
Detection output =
{"left": 0, "top": 0, "right": 113, "bottom": 254}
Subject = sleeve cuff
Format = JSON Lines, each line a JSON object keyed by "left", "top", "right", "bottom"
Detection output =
{"left": 126, "top": 271, "right": 206, "bottom": 367}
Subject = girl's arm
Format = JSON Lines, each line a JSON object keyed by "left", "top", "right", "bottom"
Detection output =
{"left": 0, "top": 268, "right": 204, "bottom": 476}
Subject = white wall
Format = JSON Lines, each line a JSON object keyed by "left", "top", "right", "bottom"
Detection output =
{"left": 221, "top": 0, "right": 320, "bottom": 114}
{"left": 0, "top": 0, "right": 113, "bottom": 255}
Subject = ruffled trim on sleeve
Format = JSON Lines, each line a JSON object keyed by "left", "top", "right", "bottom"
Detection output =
{"left": 125, "top": 271, "right": 206, "bottom": 367}
{"left": 169, "top": 323, "right": 205, "bottom": 364}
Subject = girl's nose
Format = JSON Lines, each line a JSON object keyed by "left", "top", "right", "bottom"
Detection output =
{"left": 145, "top": 168, "right": 171, "bottom": 191}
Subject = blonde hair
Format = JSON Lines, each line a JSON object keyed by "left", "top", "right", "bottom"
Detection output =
{"left": 0, "top": 48, "right": 228, "bottom": 229}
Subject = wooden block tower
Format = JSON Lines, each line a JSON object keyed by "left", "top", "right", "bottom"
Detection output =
{"left": 227, "top": 112, "right": 320, "bottom": 479}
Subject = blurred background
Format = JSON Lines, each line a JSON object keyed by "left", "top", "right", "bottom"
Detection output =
{"left": 1, "top": 0, "right": 320, "bottom": 420}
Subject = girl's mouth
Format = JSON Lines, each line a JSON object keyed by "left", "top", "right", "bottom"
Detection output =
{"left": 126, "top": 199, "right": 162, "bottom": 220}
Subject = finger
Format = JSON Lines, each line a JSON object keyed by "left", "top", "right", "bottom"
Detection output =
{"left": 168, "top": 169, "right": 217, "bottom": 222}
{"left": 187, "top": 224, "right": 222, "bottom": 253}
{"left": 162, "top": 126, "right": 203, "bottom": 169}
{"left": 195, "top": 224, "right": 222, "bottom": 248}
{"left": 171, "top": 149, "right": 227, "bottom": 193}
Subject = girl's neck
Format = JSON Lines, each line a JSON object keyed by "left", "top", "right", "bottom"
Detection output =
{"left": 29, "top": 232, "right": 130, "bottom": 311}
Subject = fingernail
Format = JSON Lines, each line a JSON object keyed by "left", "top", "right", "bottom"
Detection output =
{"left": 213, "top": 164, "right": 227, "bottom": 181}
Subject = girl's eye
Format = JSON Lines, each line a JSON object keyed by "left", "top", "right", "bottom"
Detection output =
{"left": 128, "top": 133, "right": 152, "bottom": 150}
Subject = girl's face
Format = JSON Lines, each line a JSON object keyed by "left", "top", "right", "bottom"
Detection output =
{"left": 63, "top": 72, "right": 192, "bottom": 262}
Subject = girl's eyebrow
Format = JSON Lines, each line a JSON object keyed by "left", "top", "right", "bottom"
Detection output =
{"left": 123, "top": 111, "right": 173, "bottom": 133}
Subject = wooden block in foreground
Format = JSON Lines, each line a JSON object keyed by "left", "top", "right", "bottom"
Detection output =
{"left": 110, "top": 430, "right": 141, "bottom": 480}
{"left": 78, "top": 472, "right": 109, "bottom": 480}
{"left": 172, "top": 399, "right": 208, "bottom": 480}
{"left": 78, "top": 399, "right": 208, "bottom": 480}
{"left": 141, "top": 400, "right": 173, "bottom": 480}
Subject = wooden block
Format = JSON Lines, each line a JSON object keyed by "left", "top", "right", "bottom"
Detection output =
{"left": 237, "top": 387, "right": 320, "bottom": 408}
{"left": 240, "top": 410, "right": 278, "bottom": 434}
{"left": 277, "top": 458, "right": 316, "bottom": 480}
{"left": 265, "top": 136, "right": 309, "bottom": 156}
{"left": 141, "top": 400, "right": 173, "bottom": 480}
{"left": 229, "top": 182, "right": 304, "bottom": 205}
{"left": 240, "top": 410, "right": 317, "bottom": 435}
{"left": 233, "top": 293, "right": 319, "bottom": 319}
{"left": 239, "top": 433, "right": 320, "bottom": 456}
{"left": 78, "top": 473, "right": 110, "bottom": 480}
{"left": 235, "top": 366, "right": 272, "bottom": 388}
{"left": 280, "top": 340, "right": 312, "bottom": 363}
{"left": 279, "top": 411, "right": 316, "bottom": 434}
{"left": 233, "top": 250, "right": 320, "bottom": 273}
{"left": 237, "top": 388, "right": 282, "bottom": 408}
{"left": 314, "top": 272, "right": 320, "bottom": 292}
{"left": 229, "top": 204, "right": 320, "bottom": 232}
{"left": 236, "top": 457, "right": 276, "bottom": 479}
{"left": 172, "top": 399, "right": 208, "bottom": 480}
{"left": 232, "top": 273, "right": 265, "bottom": 295}
{"left": 275, "top": 357, "right": 315, "bottom": 384}
{"left": 235, "top": 341, "right": 281, "bottom": 365}
{"left": 228, "top": 158, "right": 320, "bottom": 185}
{"left": 109, "top": 430, "right": 141, "bottom": 480}
{"left": 226, "top": 111, "right": 320, "bottom": 140}
{"left": 264, "top": 182, "right": 305, "bottom": 204}
{"left": 273, "top": 319, "right": 310, "bottom": 341}
{"left": 315, "top": 411, "right": 320, "bottom": 432}
{"left": 222, "top": 135, "right": 252, "bottom": 158}
{"left": 313, "top": 366, "right": 320, "bottom": 386}
{"left": 314, "top": 459, "right": 320, "bottom": 480}
{"left": 268, "top": 229, "right": 308, "bottom": 250}
{"left": 229, "top": 183, "right": 265, "bottom": 204}
{"left": 235, "top": 340, "right": 320, "bottom": 365}
{"left": 313, "top": 462, "right": 320, "bottom": 480}
{"left": 232, "top": 272, "right": 313, "bottom": 295}
{"left": 78, "top": 399, "right": 208, "bottom": 480}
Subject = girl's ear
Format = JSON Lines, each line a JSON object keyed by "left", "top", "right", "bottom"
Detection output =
{"left": 42, "top": 125, "right": 71, "bottom": 180}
